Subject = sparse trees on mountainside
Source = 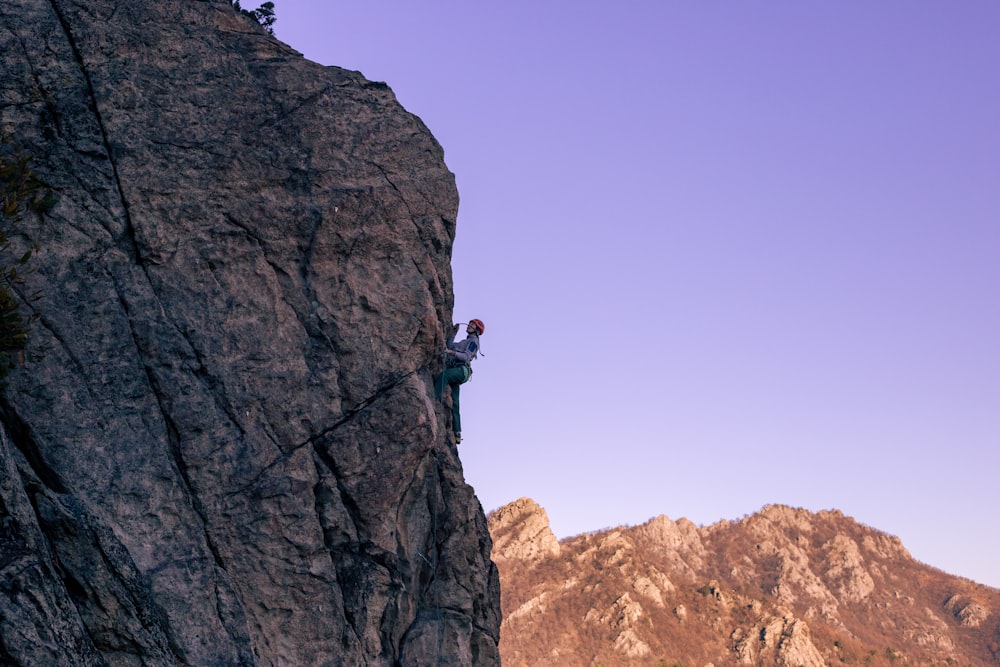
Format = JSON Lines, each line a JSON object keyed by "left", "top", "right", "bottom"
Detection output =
{"left": 491, "top": 503, "right": 1000, "bottom": 666}
{"left": 232, "top": 0, "right": 276, "bottom": 35}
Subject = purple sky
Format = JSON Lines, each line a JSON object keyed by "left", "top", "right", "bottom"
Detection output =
{"left": 276, "top": 2, "right": 1000, "bottom": 589}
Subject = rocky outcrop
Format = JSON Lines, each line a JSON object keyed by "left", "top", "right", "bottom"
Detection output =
{"left": 0, "top": 1, "right": 499, "bottom": 665}
{"left": 733, "top": 615, "right": 825, "bottom": 667}
{"left": 487, "top": 497, "right": 560, "bottom": 563}
{"left": 944, "top": 594, "right": 991, "bottom": 628}
{"left": 491, "top": 499, "right": 1000, "bottom": 667}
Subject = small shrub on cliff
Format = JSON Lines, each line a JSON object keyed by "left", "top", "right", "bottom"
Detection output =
{"left": 232, "top": 1, "right": 276, "bottom": 35}
{"left": 0, "top": 138, "right": 52, "bottom": 383}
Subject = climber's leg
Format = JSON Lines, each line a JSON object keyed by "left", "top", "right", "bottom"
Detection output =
{"left": 450, "top": 382, "right": 461, "bottom": 435}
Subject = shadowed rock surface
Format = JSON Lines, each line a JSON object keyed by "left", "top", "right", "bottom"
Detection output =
{"left": 0, "top": 1, "right": 499, "bottom": 665}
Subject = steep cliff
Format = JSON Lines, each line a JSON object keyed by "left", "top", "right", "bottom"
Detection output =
{"left": 490, "top": 499, "right": 1000, "bottom": 666}
{"left": 0, "top": 1, "right": 499, "bottom": 665}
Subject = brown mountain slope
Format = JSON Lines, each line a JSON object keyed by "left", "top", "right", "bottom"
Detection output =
{"left": 489, "top": 498, "right": 1000, "bottom": 667}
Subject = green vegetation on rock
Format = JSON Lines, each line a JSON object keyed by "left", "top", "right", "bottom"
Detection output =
{"left": 232, "top": 0, "right": 276, "bottom": 35}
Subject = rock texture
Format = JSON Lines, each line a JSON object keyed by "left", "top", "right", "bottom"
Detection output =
{"left": 489, "top": 497, "right": 560, "bottom": 564}
{"left": 490, "top": 500, "right": 1000, "bottom": 667}
{"left": 0, "top": 1, "right": 499, "bottom": 665}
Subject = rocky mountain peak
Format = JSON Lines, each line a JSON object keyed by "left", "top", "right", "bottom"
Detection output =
{"left": 491, "top": 498, "right": 1000, "bottom": 666}
{"left": 488, "top": 497, "right": 561, "bottom": 562}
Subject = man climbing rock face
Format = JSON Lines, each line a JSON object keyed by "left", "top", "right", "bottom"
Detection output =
{"left": 435, "top": 319, "right": 485, "bottom": 444}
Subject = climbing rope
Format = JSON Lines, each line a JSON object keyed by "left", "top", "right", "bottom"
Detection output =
{"left": 414, "top": 451, "right": 447, "bottom": 664}
{"left": 431, "top": 452, "right": 445, "bottom": 665}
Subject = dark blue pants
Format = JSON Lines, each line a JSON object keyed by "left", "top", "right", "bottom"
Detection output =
{"left": 435, "top": 365, "right": 471, "bottom": 433}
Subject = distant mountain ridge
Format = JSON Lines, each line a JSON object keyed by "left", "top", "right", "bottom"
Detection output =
{"left": 489, "top": 498, "right": 1000, "bottom": 666}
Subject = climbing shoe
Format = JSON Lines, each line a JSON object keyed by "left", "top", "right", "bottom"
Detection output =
{"left": 454, "top": 432, "right": 462, "bottom": 444}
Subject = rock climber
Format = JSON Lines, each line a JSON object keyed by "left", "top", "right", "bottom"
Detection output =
{"left": 435, "top": 319, "right": 484, "bottom": 444}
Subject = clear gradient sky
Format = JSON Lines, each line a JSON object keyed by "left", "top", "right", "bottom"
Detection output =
{"left": 275, "top": 2, "right": 1000, "bottom": 588}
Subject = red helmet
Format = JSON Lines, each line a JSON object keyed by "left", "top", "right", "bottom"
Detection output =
{"left": 468, "top": 318, "right": 485, "bottom": 335}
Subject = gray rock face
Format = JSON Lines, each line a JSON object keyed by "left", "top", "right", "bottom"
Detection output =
{"left": 0, "top": 1, "right": 499, "bottom": 665}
